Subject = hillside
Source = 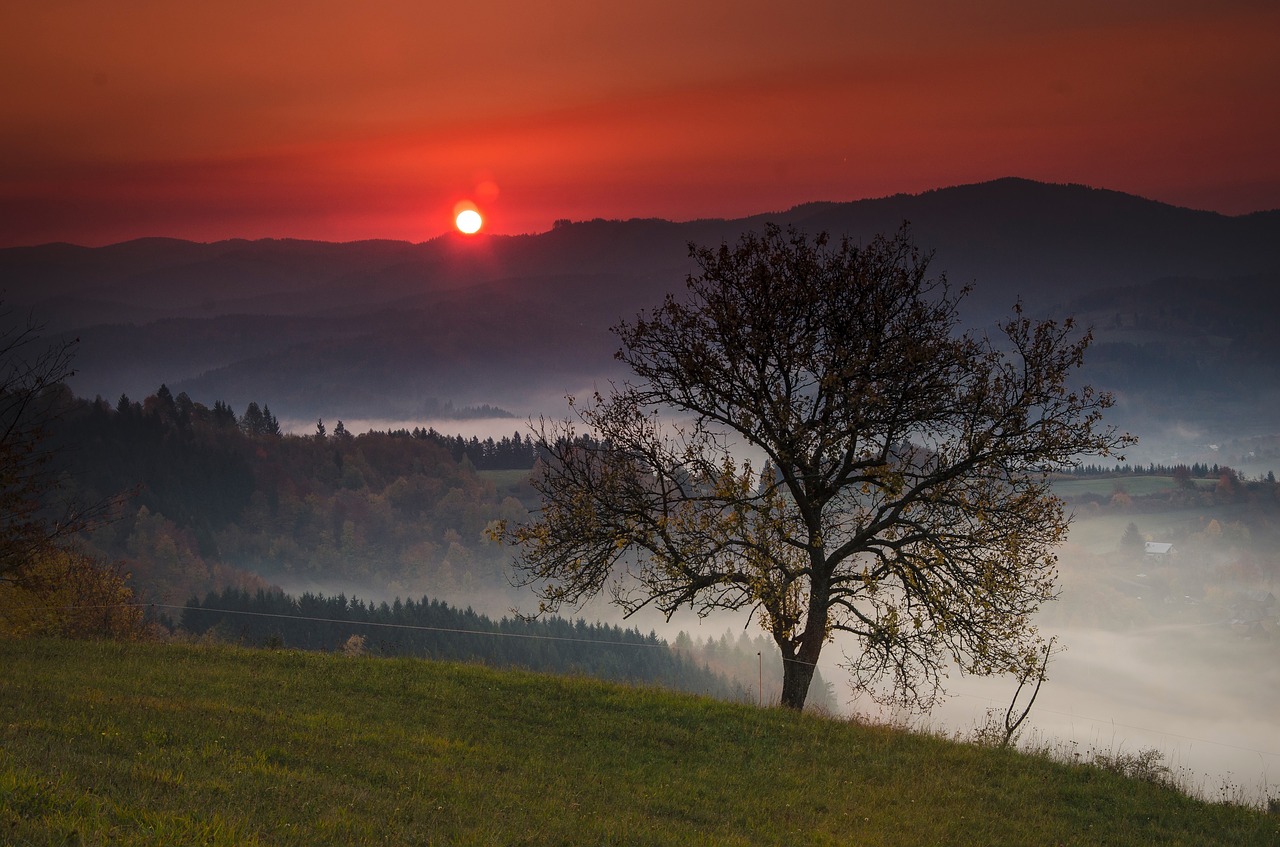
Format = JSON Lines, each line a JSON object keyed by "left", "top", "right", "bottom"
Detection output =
{"left": 41, "top": 388, "right": 526, "bottom": 606}
{"left": 2, "top": 639, "right": 1276, "bottom": 846}
{"left": 6, "top": 178, "right": 1279, "bottom": 428}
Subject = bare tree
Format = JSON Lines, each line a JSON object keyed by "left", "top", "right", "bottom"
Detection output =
{"left": 499, "top": 225, "right": 1131, "bottom": 710}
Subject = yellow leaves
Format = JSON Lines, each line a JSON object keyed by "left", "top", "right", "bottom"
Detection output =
{"left": 484, "top": 519, "right": 507, "bottom": 544}
{"left": 0, "top": 547, "right": 146, "bottom": 640}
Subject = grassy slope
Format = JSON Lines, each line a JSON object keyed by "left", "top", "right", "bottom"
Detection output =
{"left": 1050, "top": 476, "right": 1190, "bottom": 498}
{"left": 1, "top": 640, "right": 1275, "bottom": 846}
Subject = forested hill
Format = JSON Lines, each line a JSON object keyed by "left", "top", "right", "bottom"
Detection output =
{"left": 180, "top": 587, "right": 744, "bottom": 702}
{"left": 46, "top": 385, "right": 539, "bottom": 606}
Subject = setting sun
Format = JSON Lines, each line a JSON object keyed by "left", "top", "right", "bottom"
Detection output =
{"left": 455, "top": 208, "right": 482, "bottom": 234}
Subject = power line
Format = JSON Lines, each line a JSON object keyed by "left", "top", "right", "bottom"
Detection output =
{"left": 4, "top": 600, "right": 680, "bottom": 649}
{"left": 8, "top": 600, "right": 801, "bottom": 664}
{"left": 21, "top": 602, "right": 1269, "bottom": 759}
{"left": 146, "top": 602, "right": 673, "bottom": 649}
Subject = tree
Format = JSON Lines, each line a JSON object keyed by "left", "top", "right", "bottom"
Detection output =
{"left": 240, "top": 401, "right": 266, "bottom": 436}
{"left": 211, "top": 400, "right": 237, "bottom": 429}
{"left": 0, "top": 306, "right": 86, "bottom": 580}
{"left": 0, "top": 546, "right": 145, "bottom": 639}
{"left": 1121, "top": 522, "right": 1145, "bottom": 555}
{"left": 499, "top": 225, "right": 1131, "bottom": 710}
{"left": 238, "top": 401, "right": 281, "bottom": 437}
{"left": 260, "top": 404, "right": 282, "bottom": 437}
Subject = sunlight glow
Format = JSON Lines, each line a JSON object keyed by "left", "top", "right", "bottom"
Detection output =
{"left": 455, "top": 208, "right": 483, "bottom": 234}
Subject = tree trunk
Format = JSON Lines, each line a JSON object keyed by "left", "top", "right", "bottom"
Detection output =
{"left": 778, "top": 627, "right": 826, "bottom": 709}
{"left": 778, "top": 564, "right": 830, "bottom": 710}
{"left": 779, "top": 651, "right": 818, "bottom": 710}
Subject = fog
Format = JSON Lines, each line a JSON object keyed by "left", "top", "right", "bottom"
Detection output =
{"left": 902, "top": 623, "right": 1279, "bottom": 806}
{"left": 814, "top": 499, "right": 1280, "bottom": 808}
{"left": 271, "top": 378, "right": 618, "bottom": 440}
{"left": 278, "top": 416, "right": 530, "bottom": 441}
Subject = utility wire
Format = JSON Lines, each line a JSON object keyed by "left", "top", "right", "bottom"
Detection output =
{"left": 14, "top": 600, "right": 723, "bottom": 652}
{"left": 153, "top": 602, "right": 822, "bottom": 665}
{"left": 20, "top": 601, "right": 1264, "bottom": 757}
{"left": 145, "top": 602, "right": 674, "bottom": 649}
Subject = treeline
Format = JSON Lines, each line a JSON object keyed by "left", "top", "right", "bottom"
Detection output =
{"left": 1070, "top": 462, "right": 1245, "bottom": 478}
{"left": 402, "top": 428, "right": 540, "bottom": 470}
{"left": 398, "top": 427, "right": 609, "bottom": 472}
{"left": 180, "top": 587, "right": 749, "bottom": 702}
{"left": 1070, "top": 462, "right": 1278, "bottom": 491}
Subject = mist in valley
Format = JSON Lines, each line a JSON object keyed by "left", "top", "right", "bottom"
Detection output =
{"left": 410, "top": 527, "right": 1279, "bottom": 807}
{"left": 276, "top": 416, "right": 524, "bottom": 442}
{"left": 930, "top": 513, "right": 1278, "bottom": 806}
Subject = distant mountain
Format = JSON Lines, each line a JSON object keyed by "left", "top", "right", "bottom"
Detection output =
{"left": 1049, "top": 271, "right": 1280, "bottom": 464}
{"left": 5, "top": 178, "right": 1279, "bottom": 442}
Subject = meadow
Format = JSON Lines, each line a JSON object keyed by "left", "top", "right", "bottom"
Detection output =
{"left": 1051, "top": 475, "right": 1199, "bottom": 498}
{"left": 2, "top": 639, "right": 1276, "bottom": 846}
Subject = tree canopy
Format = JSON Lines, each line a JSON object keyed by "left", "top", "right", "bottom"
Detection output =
{"left": 500, "top": 225, "right": 1132, "bottom": 710}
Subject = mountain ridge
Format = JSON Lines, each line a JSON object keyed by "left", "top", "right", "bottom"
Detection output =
{"left": 5, "top": 177, "right": 1278, "bottom": 448}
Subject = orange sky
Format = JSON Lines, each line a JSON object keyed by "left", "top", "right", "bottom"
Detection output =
{"left": 3, "top": 1, "right": 1278, "bottom": 246}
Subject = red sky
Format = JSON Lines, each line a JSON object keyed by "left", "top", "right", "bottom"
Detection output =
{"left": 3, "top": 1, "right": 1278, "bottom": 246}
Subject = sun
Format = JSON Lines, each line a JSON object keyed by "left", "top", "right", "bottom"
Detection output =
{"left": 455, "top": 208, "right": 483, "bottom": 234}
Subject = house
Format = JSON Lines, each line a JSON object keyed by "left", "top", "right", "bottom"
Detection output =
{"left": 1143, "top": 541, "right": 1174, "bottom": 562}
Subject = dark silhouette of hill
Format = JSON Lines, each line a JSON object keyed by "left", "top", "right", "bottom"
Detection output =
{"left": 5, "top": 178, "right": 1278, "bottom": 429}
{"left": 1051, "top": 271, "right": 1280, "bottom": 453}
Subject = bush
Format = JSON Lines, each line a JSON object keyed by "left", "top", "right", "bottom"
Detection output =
{"left": 0, "top": 548, "right": 147, "bottom": 639}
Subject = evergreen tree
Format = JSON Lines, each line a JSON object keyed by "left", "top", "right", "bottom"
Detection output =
{"left": 212, "top": 401, "right": 237, "bottom": 429}
{"left": 260, "top": 404, "right": 281, "bottom": 437}
{"left": 1121, "top": 522, "right": 1145, "bottom": 554}
{"left": 241, "top": 402, "right": 265, "bottom": 436}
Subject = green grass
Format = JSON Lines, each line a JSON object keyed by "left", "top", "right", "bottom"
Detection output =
{"left": 2, "top": 640, "right": 1276, "bottom": 846}
{"left": 1051, "top": 475, "right": 1223, "bottom": 498}
{"left": 1052, "top": 476, "right": 1183, "bottom": 498}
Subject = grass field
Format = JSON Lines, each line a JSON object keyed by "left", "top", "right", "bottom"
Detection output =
{"left": 1052, "top": 476, "right": 1183, "bottom": 498}
{"left": 2, "top": 639, "right": 1276, "bottom": 846}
